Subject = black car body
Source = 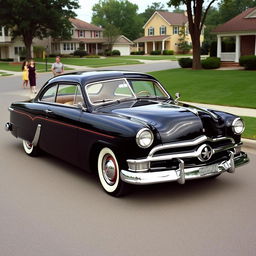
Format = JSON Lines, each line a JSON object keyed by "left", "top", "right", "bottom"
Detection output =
{"left": 5, "top": 71, "right": 249, "bottom": 196}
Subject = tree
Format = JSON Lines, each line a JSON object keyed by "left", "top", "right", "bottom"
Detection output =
{"left": 178, "top": 25, "right": 192, "bottom": 53}
{"left": 0, "top": 0, "right": 79, "bottom": 59}
{"left": 218, "top": 0, "right": 256, "bottom": 23}
{"left": 140, "top": 2, "right": 168, "bottom": 23}
{"left": 168, "top": 0, "right": 217, "bottom": 69}
{"left": 104, "top": 24, "right": 121, "bottom": 52}
{"left": 92, "top": 0, "right": 143, "bottom": 40}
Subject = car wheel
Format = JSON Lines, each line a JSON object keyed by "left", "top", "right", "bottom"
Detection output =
{"left": 22, "top": 140, "right": 39, "bottom": 156}
{"left": 97, "top": 147, "right": 128, "bottom": 197}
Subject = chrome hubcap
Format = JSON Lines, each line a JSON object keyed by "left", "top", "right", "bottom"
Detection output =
{"left": 102, "top": 154, "right": 117, "bottom": 185}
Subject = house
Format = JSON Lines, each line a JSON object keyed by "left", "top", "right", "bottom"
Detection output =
{"left": 0, "top": 18, "right": 133, "bottom": 60}
{"left": 134, "top": 11, "right": 204, "bottom": 54}
{"left": 212, "top": 7, "right": 256, "bottom": 62}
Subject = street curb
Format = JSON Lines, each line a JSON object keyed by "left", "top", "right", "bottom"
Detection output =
{"left": 242, "top": 138, "right": 256, "bottom": 152}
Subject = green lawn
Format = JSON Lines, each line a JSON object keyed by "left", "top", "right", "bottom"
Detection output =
{"left": 35, "top": 57, "right": 141, "bottom": 67}
{"left": 242, "top": 116, "right": 256, "bottom": 140}
{"left": 149, "top": 69, "right": 256, "bottom": 109}
{"left": 0, "top": 62, "right": 52, "bottom": 72}
{"left": 0, "top": 71, "right": 12, "bottom": 76}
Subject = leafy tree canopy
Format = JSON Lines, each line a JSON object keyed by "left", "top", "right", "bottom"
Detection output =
{"left": 92, "top": 0, "right": 143, "bottom": 40}
{"left": 0, "top": 0, "right": 79, "bottom": 58}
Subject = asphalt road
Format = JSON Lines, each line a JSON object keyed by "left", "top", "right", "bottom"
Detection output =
{"left": 1, "top": 69, "right": 256, "bottom": 256}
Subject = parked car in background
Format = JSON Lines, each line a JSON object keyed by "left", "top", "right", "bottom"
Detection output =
{"left": 5, "top": 71, "right": 249, "bottom": 196}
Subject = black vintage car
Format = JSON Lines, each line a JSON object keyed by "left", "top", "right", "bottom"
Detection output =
{"left": 5, "top": 71, "right": 249, "bottom": 196}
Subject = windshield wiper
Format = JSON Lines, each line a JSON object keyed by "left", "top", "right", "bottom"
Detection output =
{"left": 93, "top": 99, "right": 115, "bottom": 103}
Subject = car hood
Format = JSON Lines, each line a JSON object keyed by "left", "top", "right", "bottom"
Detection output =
{"left": 110, "top": 101, "right": 224, "bottom": 143}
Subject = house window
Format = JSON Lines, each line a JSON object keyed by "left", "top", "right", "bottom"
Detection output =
{"left": 173, "top": 26, "right": 179, "bottom": 35}
{"left": 79, "top": 30, "right": 84, "bottom": 37}
{"left": 14, "top": 46, "right": 24, "bottom": 55}
{"left": 95, "top": 31, "right": 100, "bottom": 38}
{"left": 148, "top": 27, "right": 154, "bottom": 36}
{"left": 185, "top": 27, "right": 189, "bottom": 35}
{"left": 160, "top": 26, "right": 166, "bottom": 35}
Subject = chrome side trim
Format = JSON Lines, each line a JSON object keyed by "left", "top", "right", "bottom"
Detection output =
{"left": 8, "top": 107, "right": 14, "bottom": 112}
{"left": 32, "top": 124, "right": 41, "bottom": 146}
{"left": 121, "top": 152, "right": 249, "bottom": 185}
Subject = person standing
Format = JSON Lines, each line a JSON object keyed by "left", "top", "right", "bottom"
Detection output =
{"left": 28, "top": 59, "right": 37, "bottom": 94}
{"left": 21, "top": 60, "right": 29, "bottom": 88}
{"left": 51, "top": 56, "right": 64, "bottom": 76}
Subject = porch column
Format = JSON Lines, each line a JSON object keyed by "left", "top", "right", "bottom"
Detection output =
{"left": 162, "top": 40, "right": 165, "bottom": 53}
{"left": 136, "top": 43, "right": 139, "bottom": 52}
{"left": 153, "top": 41, "right": 156, "bottom": 51}
{"left": 2, "top": 27, "right": 5, "bottom": 41}
{"left": 235, "top": 35, "right": 240, "bottom": 62}
{"left": 95, "top": 43, "right": 98, "bottom": 55}
{"left": 217, "top": 35, "right": 221, "bottom": 58}
{"left": 144, "top": 42, "right": 148, "bottom": 54}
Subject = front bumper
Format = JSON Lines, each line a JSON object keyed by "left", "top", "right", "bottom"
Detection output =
{"left": 120, "top": 152, "right": 249, "bottom": 185}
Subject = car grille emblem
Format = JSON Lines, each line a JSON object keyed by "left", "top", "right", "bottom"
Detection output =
{"left": 198, "top": 144, "right": 213, "bottom": 162}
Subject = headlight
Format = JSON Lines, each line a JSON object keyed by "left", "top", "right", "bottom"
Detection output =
{"left": 136, "top": 128, "right": 154, "bottom": 148}
{"left": 232, "top": 118, "right": 245, "bottom": 135}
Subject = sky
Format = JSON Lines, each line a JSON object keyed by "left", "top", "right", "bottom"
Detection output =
{"left": 76, "top": 0, "right": 171, "bottom": 22}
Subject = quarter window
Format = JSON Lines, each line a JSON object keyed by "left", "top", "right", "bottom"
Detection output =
{"left": 40, "top": 84, "right": 58, "bottom": 103}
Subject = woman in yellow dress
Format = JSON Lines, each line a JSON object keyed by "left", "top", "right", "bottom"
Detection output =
{"left": 22, "top": 61, "right": 29, "bottom": 88}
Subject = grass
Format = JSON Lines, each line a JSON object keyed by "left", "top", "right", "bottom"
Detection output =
{"left": 0, "top": 62, "right": 52, "bottom": 72}
{"left": 0, "top": 71, "right": 12, "bottom": 76}
{"left": 149, "top": 69, "right": 256, "bottom": 109}
{"left": 35, "top": 57, "right": 141, "bottom": 67}
{"left": 242, "top": 116, "right": 256, "bottom": 140}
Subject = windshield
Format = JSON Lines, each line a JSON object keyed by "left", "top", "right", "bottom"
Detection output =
{"left": 85, "top": 78, "right": 169, "bottom": 105}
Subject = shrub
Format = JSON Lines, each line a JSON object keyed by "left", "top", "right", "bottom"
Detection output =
{"left": 178, "top": 58, "right": 193, "bottom": 68}
{"left": 73, "top": 50, "right": 87, "bottom": 58}
{"left": 112, "top": 50, "right": 120, "bottom": 56}
{"left": 49, "top": 53, "right": 62, "bottom": 58}
{"left": 86, "top": 55, "right": 100, "bottom": 58}
{"left": 104, "top": 49, "right": 112, "bottom": 56}
{"left": 163, "top": 50, "right": 174, "bottom": 55}
{"left": 131, "top": 51, "right": 145, "bottom": 55}
{"left": 239, "top": 55, "right": 256, "bottom": 70}
{"left": 150, "top": 50, "right": 161, "bottom": 55}
{"left": 201, "top": 57, "right": 221, "bottom": 69}
{"left": 200, "top": 41, "right": 210, "bottom": 55}
{"left": 0, "top": 58, "right": 14, "bottom": 62}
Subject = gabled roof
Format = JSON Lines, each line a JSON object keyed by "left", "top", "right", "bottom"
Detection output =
{"left": 213, "top": 7, "right": 256, "bottom": 33}
{"left": 69, "top": 18, "right": 103, "bottom": 31}
{"left": 115, "top": 35, "right": 133, "bottom": 45}
{"left": 143, "top": 11, "right": 188, "bottom": 28}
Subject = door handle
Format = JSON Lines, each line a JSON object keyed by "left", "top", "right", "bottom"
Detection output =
{"left": 45, "top": 109, "right": 53, "bottom": 114}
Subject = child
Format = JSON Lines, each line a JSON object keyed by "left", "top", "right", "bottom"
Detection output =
{"left": 21, "top": 61, "right": 29, "bottom": 88}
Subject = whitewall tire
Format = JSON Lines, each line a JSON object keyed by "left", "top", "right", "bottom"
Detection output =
{"left": 97, "top": 147, "right": 128, "bottom": 196}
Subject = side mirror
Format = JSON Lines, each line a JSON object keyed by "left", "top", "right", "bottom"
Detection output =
{"left": 174, "top": 92, "right": 181, "bottom": 104}
{"left": 77, "top": 102, "right": 87, "bottom": 112}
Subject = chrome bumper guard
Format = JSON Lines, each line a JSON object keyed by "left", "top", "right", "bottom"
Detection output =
{"left": 121, "top": 135, "right": 249, "bottom": 185}
{"left": 121, "top": 152, "right": 249, "bottom": 185}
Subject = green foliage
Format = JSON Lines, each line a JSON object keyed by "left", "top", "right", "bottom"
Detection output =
{"left": 92, "top": 0, "right": 143, "bottom": 40}
{"left": 177, "top": 25, "right": 191, "bottom": 54}
{"left": 73, "top": 50, "right": 87, "bottom": 58}
{"left": 178, "top": 58, "right": 193, "bottom": 68}
{"left": 210, "top": 41, "right": 217, "bottom": 57}
{"left": 103, "top": 24, "right": 121, "bottom": 52}
{"left": 111, "top": 50, "right": 120, "bottom": 56}
{"left": 150, "top": 50, "right": 161, "bottom": 55}
{"left": 239, "top": 55, "right": 256, "bottom": 70}
{"left": 163, "top": 50, "right": 174, "bottom": 55}
{"left": 0, "top": 0, "right": 79, "bottom": 58}
{"left": 131, "top": 51, "right": 145, "bottom": 55}
{"left": 201, "top": 57, "right": 221, "bottom": 69}
{"left": 33, "top": 46, "right": 45, "bottom": 58}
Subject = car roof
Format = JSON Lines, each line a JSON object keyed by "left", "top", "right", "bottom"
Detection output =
{"left": 46, "top": 70, "right": 157, "bottom": 85}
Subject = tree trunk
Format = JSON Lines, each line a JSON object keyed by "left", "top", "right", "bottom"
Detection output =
{"left": 191, "top": 32, "right": 202, "bottom": 69}
{"left": 23, "top": 34, "right": 33, "bottom": 59}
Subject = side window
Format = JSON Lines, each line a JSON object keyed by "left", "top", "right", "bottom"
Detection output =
{"left": 56, "top": 84, "right": 83, "bottom": 106}
{"left": 40, "top": 84, "right": 58, "bottom": 102}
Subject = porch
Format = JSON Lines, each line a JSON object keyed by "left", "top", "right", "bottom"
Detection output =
{"left": 217, "top": 34, "right": 256, "bottom": 62}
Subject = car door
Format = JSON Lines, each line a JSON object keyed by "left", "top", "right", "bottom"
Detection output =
{"left": 38, "top": 82, "right": 83, "bottom": 166}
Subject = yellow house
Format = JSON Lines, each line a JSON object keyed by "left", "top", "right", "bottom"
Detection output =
{"left": 134, "top": 11, "right": 204, "bottom": 54}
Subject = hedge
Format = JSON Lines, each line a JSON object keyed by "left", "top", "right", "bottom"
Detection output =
{"left": 163, "top": 50, "right": 174, "bottom": 55}
{"left": 178, "top": 58, "right": 193, "bottom": 68}
{"left": 150, "top": 50, "right": 161, "bottom": 55}
{"left": 239, "top": 55, "right": 256, "bottom": 70}
{"left": 201, "top": 57, "right": 221, "bottom": 69}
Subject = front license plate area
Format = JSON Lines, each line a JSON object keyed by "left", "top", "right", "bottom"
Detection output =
{"left": 199, "top": 164, "right": 219, "bottom": 176}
